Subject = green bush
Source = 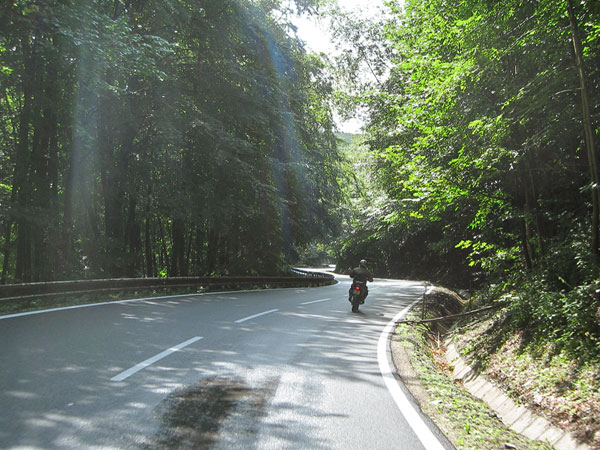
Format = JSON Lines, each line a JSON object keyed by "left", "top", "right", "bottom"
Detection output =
{"left": 470, "top": 232, "right": 600, "bottom": 362}
{"left": 506, "top": 276, "right": 599, "bottom": 362}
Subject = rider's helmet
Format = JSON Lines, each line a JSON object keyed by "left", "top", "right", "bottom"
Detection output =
{"left": 359, "top": 259, "right": 367, "bottom": 268}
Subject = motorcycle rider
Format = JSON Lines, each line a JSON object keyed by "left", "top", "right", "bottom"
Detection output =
{"left": 349, "top": 259, "right": 374, "bottom": 304}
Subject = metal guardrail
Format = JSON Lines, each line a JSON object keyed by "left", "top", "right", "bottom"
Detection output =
{"left": 0, "top": 270, "right": 336, "bottom": 303}
{"left": 290, "top": 267, "right": 333, "bottom": 278}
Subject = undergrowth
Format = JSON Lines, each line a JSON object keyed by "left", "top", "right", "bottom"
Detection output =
{"left": 452, "top": 308, "right": 600, "bottom": 448}
{"left": 395, "top": 306, "right": 551, "bottom": 450}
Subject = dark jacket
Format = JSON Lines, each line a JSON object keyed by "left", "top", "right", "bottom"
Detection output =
{"left": 349, "top": 266, "right": 373, "bottom": 284}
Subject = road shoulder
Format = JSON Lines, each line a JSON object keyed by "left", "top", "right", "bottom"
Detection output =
{"left": 390, "top": 294, "right": 554, "bottom": 449}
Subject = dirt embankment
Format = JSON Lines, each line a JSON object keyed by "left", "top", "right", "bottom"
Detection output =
{"left": 392, "top": 287, "right": 554, "bottom": 450}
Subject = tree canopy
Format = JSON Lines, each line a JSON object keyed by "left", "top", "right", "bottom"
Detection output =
{"left": 334, "top": 0, "right": 600, "bottom": 359}
{"left": 0, "top": 0, "right": 343, "bottom": 281}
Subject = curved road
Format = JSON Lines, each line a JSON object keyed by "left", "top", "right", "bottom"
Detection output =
{"left": 0, "top": 273, "right": 453, "bottom": 449}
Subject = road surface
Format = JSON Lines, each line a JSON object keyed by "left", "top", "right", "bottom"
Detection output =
{"left": 0, "top": 273, "right": 453, "bottom": 449}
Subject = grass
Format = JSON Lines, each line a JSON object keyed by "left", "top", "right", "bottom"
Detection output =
{"left": 452, "top": 310, "right": 600, "bottom": 448}
{"left": 395, "top": 306, "right": 553, "bottom": 449}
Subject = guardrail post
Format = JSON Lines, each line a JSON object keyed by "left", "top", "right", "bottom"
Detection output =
{"left": 422, "top": 283, "right": 435, "bottom": 320}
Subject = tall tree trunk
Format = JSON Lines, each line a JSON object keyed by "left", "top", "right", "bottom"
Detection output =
{"left": 1, "top": 87, "right": 19, "bottom": 283}
{"left": 15, "top": 223, "right": 31, "bottom": 283}
{"left": 14, "top": 39, "right": 34, "bottom": 282}
{"left": 125, "top": 196, "right": 141, "bottom": 277}
{"left": 206, "top": 227, "right": 219, "bottom": 275}
{"left": 525, "top": 155, "right": 545, "bottom": 260}
{"left": 98, "top": 96, "right": 128, "bottom": 277}
{"left": 157, "top": 217, "right": 170, "bottom": 276}
{"left": 144, "top": 216, "right": 154, "bottom": 277}
{"left": 45, "top": 64, "right": 60, "bottom": 280}
{"left": 60, "top": 131, "right": 78, "bottom": 277}
{"left": 193, "top": 225, "right": 205, "bottom": 274}
{"left": 1, "top": 217, "right": 14, "bottom": 284}
{"left": 171, "top": 218, "right": 185, "bottom": 276}
{"left": 30, "top": 62, "right": 57, "bottom": 281}
{"left": 185, "top": 227, "right": 193, "bottom": 276}
{"left": 520, "top": 217, "right": 533, "bottom": 270}
{"left": 567, "top": 0, "right": 600, "bottom": 255}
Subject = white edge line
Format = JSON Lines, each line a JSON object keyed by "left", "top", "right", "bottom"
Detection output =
{"left": 111, "top": 336, "right": 203, "bottom": 382}
{"left": 0, "top": 287, "right": 305, "bottom": 321}
{"left": 377, "top": 297, "right": 447, "bottom": 450}
{"left": 235, "top": 309, "right": 278, "bottom": 324}
{"left": 0, "top": 297, "right": 153, "bottom": 320}
{"left": 300, "top": 298, "right": 332, "bottom": 305}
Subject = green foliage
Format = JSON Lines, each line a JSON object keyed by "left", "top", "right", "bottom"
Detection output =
{"left": 332, "top": 0, "right": 600, "bottom": 358}
{"left": 396, "top": 306, "right": 553, "bottom": 450}
{"left": 0, "top": 0, "right": 342, "bottom": 282}
{"left": 509, "top": 242, "right": 600, "bottom": 361}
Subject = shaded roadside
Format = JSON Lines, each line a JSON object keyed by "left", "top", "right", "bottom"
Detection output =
{"left": 390, "top": 287, "right": 594, "bottom": 449}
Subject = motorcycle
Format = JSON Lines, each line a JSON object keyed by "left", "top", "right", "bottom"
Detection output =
{"left": 349, "top": 280, "right": 367, "bottom": 312}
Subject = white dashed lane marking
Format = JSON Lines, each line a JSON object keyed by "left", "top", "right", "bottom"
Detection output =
{"left": 111, "top": 336, "right": 203, "bottom": 382}
{"left": 234, "top": 309, "right": 279, "bottom": 324}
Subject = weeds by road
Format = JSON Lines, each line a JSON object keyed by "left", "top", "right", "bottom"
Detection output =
{"left": 393, "top": 296, "right": 553, "bottom": 449}
{"left": 452, "top": 309, "right": 600, "bottom": 449}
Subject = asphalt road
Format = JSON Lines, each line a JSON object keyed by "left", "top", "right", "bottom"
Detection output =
{"left": 0, "top": 273, "right": 453, "bottom": 449}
